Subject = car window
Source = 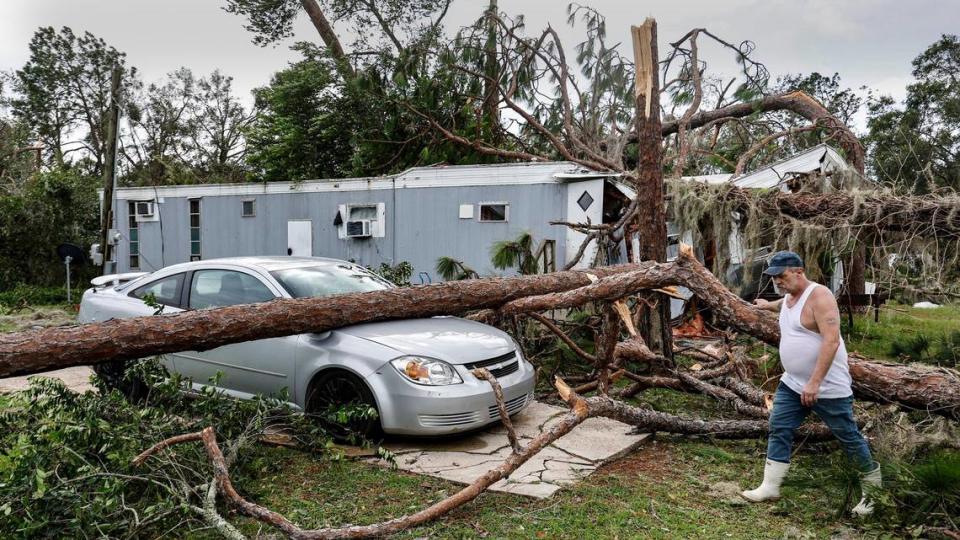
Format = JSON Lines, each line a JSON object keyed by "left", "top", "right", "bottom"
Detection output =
{"left": 130, "top": 273, "right": 185, "bottom": 307}
{"left": 271, "top": 265, "right": 391, "bottom": 299}
{"left": 189, "top": 270, "right": 276, "bottom": 309}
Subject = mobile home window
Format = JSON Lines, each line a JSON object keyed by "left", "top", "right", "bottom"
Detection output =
{"left": 189, "top": 198, "right": 201, "bottom": 261}
{"left": 241, "top": 199, "right": 256, "bottom": 217}
{"left": 479, "top": 203, "right": 509, "bottom": 222}
{"left": 127, "top": 201, "right": 139, "bottom": 269}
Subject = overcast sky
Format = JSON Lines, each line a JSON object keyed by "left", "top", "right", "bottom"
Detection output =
{"left": 2, "top": 0, "right": 957, "bottom": 127}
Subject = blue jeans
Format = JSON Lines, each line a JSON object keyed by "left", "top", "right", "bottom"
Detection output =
{"left": 767, "top": 383, "right": 875, "bottom": 471}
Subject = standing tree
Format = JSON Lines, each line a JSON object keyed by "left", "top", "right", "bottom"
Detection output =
{"left": 123, "top": 68, "right": 197, "bottom": 185}
{"left": 866, "top": 34, "right": 960, "bottom": 193}
{"left": 187, "top": 71, "right": 253, "bottom": 182}
{"left": 244, "top": 44, "right": 356, "bottom": 180}
{"left": 0, "top": 80, "right": 39, "bottom": 186}
{"left": 12, "top": 27, "right": 133, "bottom": 177}
{"left": 227, "top": 0, "right": 518, "bottom": 176}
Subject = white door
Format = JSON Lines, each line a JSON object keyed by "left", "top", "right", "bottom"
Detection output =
{"left": 287, "top": 220, "right": 312, "bottom": 256}
{"left": 565, "top": 179, "right": 604, "bottom": 269}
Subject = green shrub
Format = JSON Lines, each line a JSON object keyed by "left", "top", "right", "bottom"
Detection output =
{"left": 933, "top": 331, "right": 960, "bottom": 368}
{"left": 869, "top": 450, "right": 960, "bottom": 532}
{"left": 0, "top": 283, "right": 84, "bottom": 308}
{"left": 889, "top": 333, "right": 931, "bottom": 361}
{"left": 889, "top": 331, "right": 960, "bottom": 367}
{"left": 0, "top": 360, "right": 332, "bottom": 538}
{"left": 0, "top": 168, "right": 101, "bottom": 290}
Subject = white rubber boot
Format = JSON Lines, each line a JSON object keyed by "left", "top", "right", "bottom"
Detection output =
{"left": 741, "top": 459, "right": 790, "bottom": 502}
{"left": 851, "top": 463, "right": 882, "bottom": 516}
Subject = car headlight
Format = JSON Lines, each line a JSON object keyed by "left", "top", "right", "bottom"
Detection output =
{"left": 390, "top": 356, "right": 463, "bottom": 386}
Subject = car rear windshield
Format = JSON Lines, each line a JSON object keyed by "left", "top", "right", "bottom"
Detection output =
{"left": 271, "top": 265, "right": 392, "bottom": 299}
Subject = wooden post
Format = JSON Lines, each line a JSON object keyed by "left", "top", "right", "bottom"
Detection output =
{"left": 98, "top": 67, "right": 121, "bottom": 275}
{"left": 631, "top": 19, "right": 672, "bottom": 357}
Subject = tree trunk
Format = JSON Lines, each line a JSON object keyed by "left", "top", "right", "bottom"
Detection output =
{"left": 482, "top": 0, "right": 500, "bottom": 144}
{"left": 658, "top": 90, "right": 865, "bottom": 172}
{"left": 0, "top": 262, "right": 661, "bottom": 377}
{"left": 2, "top": 248, "right": 957, "bottom": 419}
{"left": 630, "top": 19, "right": 673, "bottom": 358}
{"left": 300, "top": 0, "right": 356, "bottom": 81}
{"left": 845, "top": 240, "right": 867, "bottom": 297}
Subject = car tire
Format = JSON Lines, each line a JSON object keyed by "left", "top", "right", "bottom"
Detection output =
{"left": 93, "top": 360, "right": 149, "bottom": 402}
{"left": 305, "top": 370, "right": 382, "bottom": 442}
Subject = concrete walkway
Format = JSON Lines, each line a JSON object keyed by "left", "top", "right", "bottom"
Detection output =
{"left": 0, "top": 366, "right": 95, "bottom": 394}
{"left": 375, "top": 401, "right": 649, "bottom": 498}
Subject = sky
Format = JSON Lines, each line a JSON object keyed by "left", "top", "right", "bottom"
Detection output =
{"left": 2, "top": 0, "right": 957, "bottom": 129}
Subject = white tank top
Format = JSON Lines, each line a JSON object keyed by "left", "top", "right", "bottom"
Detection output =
{"left": 779, "top": 282, "right": 853, "bottom": 398}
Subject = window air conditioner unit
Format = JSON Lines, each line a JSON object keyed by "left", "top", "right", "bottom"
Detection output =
{"left": 345, "top": 219, "right": 373, "bottom": 238}
{"left": 135, "top": 201, "right": 155, "bottom": 217}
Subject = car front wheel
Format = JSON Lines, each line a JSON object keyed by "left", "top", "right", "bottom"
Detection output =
{"left": 305, "top": 370, "right": 382, "bottom": 442}
{"left": 92, "top": 360, "right": 149, "bottom": 402}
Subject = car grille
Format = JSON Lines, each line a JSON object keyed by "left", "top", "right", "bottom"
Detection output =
{"left": 418, "top": 411, "right": 484, "bottom": 427}
{"left": 488, "top": 393, "right": 529, "bottom": 420}
{"left": 464, "top": 351, "right": 519, "bottom": 379}
{"left": 419, "top": 393, "right": 531, "bottom": 428}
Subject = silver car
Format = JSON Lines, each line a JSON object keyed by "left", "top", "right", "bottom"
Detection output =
{"left": 78, "top": 257, "right": 535, "bottom": 437}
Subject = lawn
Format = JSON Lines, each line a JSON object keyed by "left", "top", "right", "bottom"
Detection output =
{"left": 845, "top": 303, "right": 960, "bottom": 362}
{"left": 221, "top": 438, "right": 862, "bottom": 539}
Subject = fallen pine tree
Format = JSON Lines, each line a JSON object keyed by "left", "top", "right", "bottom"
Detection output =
{"left": 1, "top": 246, "right": 957, "bottom": 419}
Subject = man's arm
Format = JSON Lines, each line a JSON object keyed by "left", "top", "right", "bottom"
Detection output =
{"left": 801, "top": 287, "right": 843, "bottom": 406}
{"left": 754, "top": 297, "right": 783, "bottom": 312}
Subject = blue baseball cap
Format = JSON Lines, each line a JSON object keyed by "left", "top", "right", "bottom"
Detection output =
{"left": 763, "top": 251, "right": 804, "bottom": 276}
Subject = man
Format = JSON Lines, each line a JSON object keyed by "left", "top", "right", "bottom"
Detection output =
{"left": 740, "top": 251, "right": 881, "bottom": 516}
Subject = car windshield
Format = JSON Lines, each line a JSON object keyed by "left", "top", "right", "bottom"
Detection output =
{"left": 271, "top": 265, "right": 392, "bottom": 299}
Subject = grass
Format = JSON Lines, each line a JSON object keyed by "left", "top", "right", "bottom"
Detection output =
{"left": 844, "top": 303, "right": 960, "bottom": 361}
{"left": 215, "top": 438, "right": 865, "bottom": 540}
{"left": 0, "top": 305, "right": 75, "bottom": 333}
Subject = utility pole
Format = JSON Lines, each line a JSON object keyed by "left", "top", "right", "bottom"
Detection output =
{"left": 631, "top": 19, "right": 672, "bottom": 357}
{"left": 98, "top": 67, "right": 121, "bottom": 275}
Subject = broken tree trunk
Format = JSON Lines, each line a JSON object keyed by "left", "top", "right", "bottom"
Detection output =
{"left": 631, "top": 18, "right": 673, "bottom": 359}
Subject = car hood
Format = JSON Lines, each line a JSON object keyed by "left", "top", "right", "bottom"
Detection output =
{"left": 334, "top": 316, "right": 515, "bottom": 364}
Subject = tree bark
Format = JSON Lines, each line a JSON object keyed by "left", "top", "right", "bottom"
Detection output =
{"left": 300, "top": 0, "right": 356, "bottom": 81}
{"left": 631, "top": 19, "right": 673, "bottom": 358}
{"left": 0, "top": 262, "right": 660, "bottom": 377}
{"left": 658, "top": 90, "right": 865, "bottom": 172}
{"left": 2, "top": 246, "right": 956, "bottom": 419}
{"left": 482, "top": 0, "right": 500, "bottom": 143}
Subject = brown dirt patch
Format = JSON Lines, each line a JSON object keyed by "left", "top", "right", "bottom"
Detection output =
{"left": 596, "top": 439, "right": 677, "bottom": 480}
